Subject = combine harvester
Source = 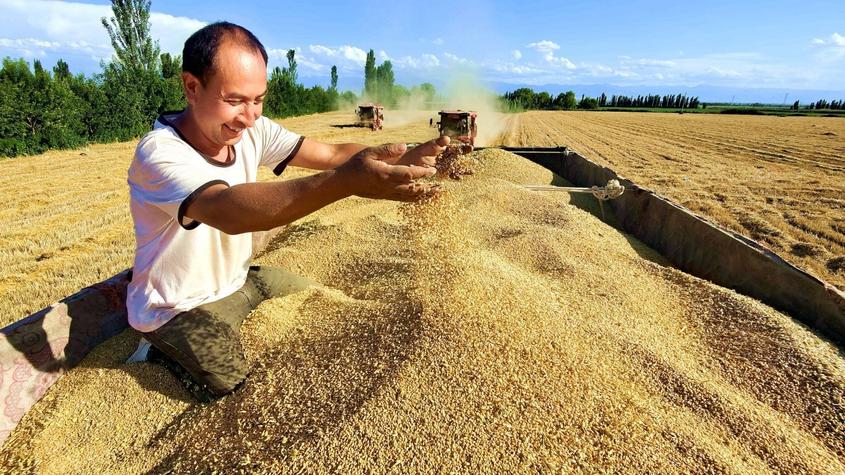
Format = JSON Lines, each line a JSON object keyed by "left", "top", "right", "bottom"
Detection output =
{"left": 437, "top": 109, "right": 477, "bottom": 147}
{"left": 1, "top": 126, "right": 844, "bottom": 447}
{"left": 355, "top": 103, "right": 384, "bottom": 131}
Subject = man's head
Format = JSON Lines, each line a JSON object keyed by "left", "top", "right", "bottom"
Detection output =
{"left": 181, "top": 22, "right": 268, "bottom": 149}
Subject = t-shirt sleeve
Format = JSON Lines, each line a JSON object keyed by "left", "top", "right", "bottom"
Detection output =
{"left": 255, "top": 116, "right": 305, "bottom": 176}
{"left": 129, "top": 135, "right": 229, "bottom": 230}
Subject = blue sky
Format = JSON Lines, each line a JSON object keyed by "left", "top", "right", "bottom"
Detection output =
{"left": 1, "top": 0, "right": 844, "bottom": 98}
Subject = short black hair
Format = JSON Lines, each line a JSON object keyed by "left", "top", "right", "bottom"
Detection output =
{"left": 182, "top": 21, "right": 268, "bottom": 84}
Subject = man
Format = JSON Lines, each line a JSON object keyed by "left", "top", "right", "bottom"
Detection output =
{"left": 127, "top": 22, "right": 449, "bottom": 400}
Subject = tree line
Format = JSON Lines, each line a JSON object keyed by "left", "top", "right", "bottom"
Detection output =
{"left": 806, "top": 99, "right": 845, "bottom": 110}
{"left": 503, "top": 87, "right": 845, "bottom": 113}
{"left": 501, "top": 88, "right": 700, "bottom": 110}
{"left": 605, "top": 93, "right": 700, "bottom": 109}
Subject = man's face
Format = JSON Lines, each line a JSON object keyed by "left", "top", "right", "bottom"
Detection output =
{"left": 184, "top": 42, "right": 267, "bottom": 148}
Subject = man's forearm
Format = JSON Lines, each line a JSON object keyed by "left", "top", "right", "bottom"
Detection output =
{"left": 293, "top": 141, "right": 368, "bottom": 170}
{"left": 330, "top": 143, "right": 368, "bottom": 167}
{"left": 212, "top": 170, "right": 352, "bottom": 233}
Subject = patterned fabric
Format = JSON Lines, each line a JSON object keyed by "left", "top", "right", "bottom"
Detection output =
{"left": 0, "top": 270, "right": 131, "bottom": 444}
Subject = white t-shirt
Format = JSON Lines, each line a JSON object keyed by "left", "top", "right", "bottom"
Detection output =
{"left": 126, "top": 114, "right": 304, "bottom": 332}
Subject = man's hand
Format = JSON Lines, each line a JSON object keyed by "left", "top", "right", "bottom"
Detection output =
{"left": 336, "top": 143, "right": 442, "bottom": 202}
{"left": 391, "top": 135, "right": 451, "bottom": 168}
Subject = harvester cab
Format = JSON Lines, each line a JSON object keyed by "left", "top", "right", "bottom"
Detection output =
{"left": 356, "top": 104, "right": 384, "bottom": 131}
{"left": 437, "top": 110, "right": 477, "bottom": 146}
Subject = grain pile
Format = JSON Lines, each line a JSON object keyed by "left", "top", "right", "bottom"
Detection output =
{"left": 2, "top": 149, "right": 844, "bottom": 473}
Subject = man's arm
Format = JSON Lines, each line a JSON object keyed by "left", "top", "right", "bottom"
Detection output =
{"left": 287, "top": 136, "right": 451, "bottom": 170}
{"left": 288, "top": 139, "right": 367, "bottom": 170}
{"left": 184, "top": 139, "right": 448, "bottom": 234}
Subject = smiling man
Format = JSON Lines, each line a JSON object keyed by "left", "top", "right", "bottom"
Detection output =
{"left": 127, "top": 21, "right": 448, "bottom": 400}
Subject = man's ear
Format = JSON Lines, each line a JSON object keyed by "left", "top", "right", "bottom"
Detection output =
{"left": 182, "top": 72, "right": 202, "bottom": 105}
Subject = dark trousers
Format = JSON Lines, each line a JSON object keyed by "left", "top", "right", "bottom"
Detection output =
{"left": 143, "top": 265, "right": 311, "bottom": 399}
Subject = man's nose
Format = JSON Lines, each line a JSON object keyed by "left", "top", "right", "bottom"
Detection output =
{"left": 239, "top": 102, "right": 259, "bottom": 127}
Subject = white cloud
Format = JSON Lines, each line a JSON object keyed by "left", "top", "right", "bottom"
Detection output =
{"left": 308, "top": 44, "right": 367, "bottom": 64}
{"left": 421, "top": 54, "right": 440, "bottom": 67}
{"left": 526, "top": 40, "right": 560, "bottom": 53}
{"left": 620, "top": 57, "right": 676, "bottom": 68}
{"left": 512, "top": 49, "right": 522, "bottom": 60}
{"left": 811, "top": 32, "right": 845, "bottom": 47}
{"left": 393, "top": 53, "right": 440, "bottom": 69}
{"left": 810, "top": 32, "right": 845, "bottom": 61}
{"left": 490, "top": 62, "right": 543, "bottom": 75}
{"left": 0, "top": 38, "right": 59, "bottom": 49}
{"left": 443, "top": 52, "right": 471, "bottom": 65}
{"left": 525, "top": 39, "right": 575, "bottom": 70}
{"left": 549, "top": 56, "right": 576, "bottom": 69}
{"left": 378, "top": 50, "right": 390, "bottom": 61}
{"left": 148, "top": 12, "right": 206, "bottom": 54}
{"left": 432, "top": 37, "right": 444, "bottom": 45}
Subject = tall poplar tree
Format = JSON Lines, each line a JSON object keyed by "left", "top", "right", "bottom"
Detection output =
{"left": 364, "top": 49, "right": 376, "bottom": 98}
{"left": 101, "top": 0, "right": 160, "bottom": 73}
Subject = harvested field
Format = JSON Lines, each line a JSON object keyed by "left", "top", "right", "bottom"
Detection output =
{"left": 3, "top": 149, "right": 844, "bottom": 473}
{"left": 498, "top": 111, "right": 845, "bottom": 289}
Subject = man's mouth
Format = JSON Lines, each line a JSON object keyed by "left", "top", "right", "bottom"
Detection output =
{"left": 224, "top": 124, "right": 244, "bottom": 134}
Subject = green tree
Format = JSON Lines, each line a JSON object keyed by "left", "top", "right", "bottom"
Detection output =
{"left": 536, "top": 91, "right": 552, "bottom": 109}
{"left": 285, "top": 49, "right": 298, "bottom": 84}
{"left": 158, "top": 52, "right": 185, "bottom": 112}
{"left": 364, "top": 49, "right": 376, "bottom": 98}
{"left": 418, "top": 82, "right": 436, "bottom": 103}
{"left": 101, "top": 0, "right": 160, "bottom": 74}
{"left": 160, "top": 52, "right": 180, "bottom": 79}
{"left": 577, "top": 96, "right": 598, "bottom": 110}
{"left": 97, "top": 0, "right": 164, "bottom": 140}
{"left": 374, "top": 60, "right": 394, "bottom": 105}
{"left": 53, "top": 59, "right": 71, "bottom": 81}
{"left": 330, "top": 65, "right": 338, "bottom": 91}
{"left": 562, "top": 90, "right": 577, "bottom": 109}
{"left": 0, "top": 58, "right": 34, "bottom": 155}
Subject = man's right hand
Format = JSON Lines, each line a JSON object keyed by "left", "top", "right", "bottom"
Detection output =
{"left": 336, "top": 143, "right": 442, "bottom": 202}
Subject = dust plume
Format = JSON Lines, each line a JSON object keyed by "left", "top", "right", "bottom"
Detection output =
{"left": 441, "top": 68, "right": 509, "bottom": 146}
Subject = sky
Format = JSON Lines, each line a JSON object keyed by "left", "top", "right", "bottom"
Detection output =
{"left": 1, "top": 0, "right": 844, "bottom": 100}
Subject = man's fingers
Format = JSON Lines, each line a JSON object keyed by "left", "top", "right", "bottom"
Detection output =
{"left": 395, "top": 182, "right": 443, "bottom": 202}
{"left": 385, "top": 163, "right": 437, "bottom": 183}
{"left": 398, "top": 136, "right": 451, "bottom": 167}
{"left": 412, "top": 135, "right": 450, "bottom": 157}
{"left": 366, "top": 142, "right": 407, "bottom": 162}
